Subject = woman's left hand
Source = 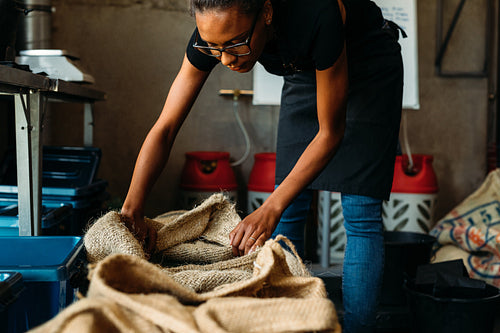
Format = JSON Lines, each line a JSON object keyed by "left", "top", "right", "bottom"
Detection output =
{"left": 229, "top": 205, "right": 281, "bottom": 256}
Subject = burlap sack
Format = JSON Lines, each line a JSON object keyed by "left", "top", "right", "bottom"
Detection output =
{"left": 84, "top": 193, "right": 311, "bottom": 293}
{"left": 51, "top": 193, "right": 342, "bottom": 332}
{"left": 84, "top": 193, "right": 239, "bottom": 264}
{"left": 162, "top": 236, "right": 309, "bottom": 294}
{"left": 30, "top": 236, "right": 341, "bottom": 333}
{"left": 431, "top": 169, "right": 500, "bottom": 286}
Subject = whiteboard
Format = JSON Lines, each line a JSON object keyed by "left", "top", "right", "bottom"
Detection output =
{"left": 252, "top": 63, "right": 283, "bottom": 105}
{"left": 374, "top": 0, "right": 419, "bottom": 109}
{"left": 253, "top": 0, "right": 419, "bottom": 109}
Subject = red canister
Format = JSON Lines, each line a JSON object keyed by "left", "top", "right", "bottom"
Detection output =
{"left": 248, "top": 152, "right": 276, "bottom": 192}
{"left": 180, "top": 151, "right": 237, "bottom": 192}
{"left": 383, "top": 154, "right": 439, "bottom": 234}
{"left": 179, "top": 151, "right": 238, "bottom": 209}
{"left": 247, "top": 152, "right": 276, "bottom": 214}
{"left": 391, "top": 154, "right": 439, "bottom": 194}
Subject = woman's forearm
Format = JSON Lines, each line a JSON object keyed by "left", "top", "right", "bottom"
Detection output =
{"left": 122, "top": 55, "right": 210, "bottom": 217}
{"left": 121, "top": 126, "right": 174, "bottom": 216}
{"left": 261, "top": 125, "right": 344, "bottom": 215}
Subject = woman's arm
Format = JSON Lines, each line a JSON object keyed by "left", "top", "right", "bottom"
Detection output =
{"left": 121, "top": 54, "right": 211, "bottom": 252}
{"left": 229, "top": 46, "right": 349, "bottom": 256}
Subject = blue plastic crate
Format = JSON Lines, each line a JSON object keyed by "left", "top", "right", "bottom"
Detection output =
{"left": 0, "top": 188, "right": 109, "bottom": 236}
{"left": 0, "top": 179, "right": 108, "bottom": 198}
{"left": 0, "top": 237, "right": 85, "bottom": 330}
{"left": 0, "top": 188, "right": 109, "bottom": 210}
{"left": 0, "top": 204, "right": 72, "bottom": 236}
{"left": 0, "top": 146, "right": 105, "bottom": 197}
{"left": 0, "top": 272, "right": 26, "bottom": 333}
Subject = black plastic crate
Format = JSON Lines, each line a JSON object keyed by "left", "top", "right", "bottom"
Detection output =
{"left": 0, "top": 146, "right": 109, "bottom": 235}
{"left": 0, "top": 146, "right": 103, "bottom": 197}
{"left": 0, "top": 191, "right": 109, "bottom": 236}
{"left": 0, "top": 204, "right": 73, "bottom": 236}
{"left": 0, "top": 271, "right": 26, "bottom": 333}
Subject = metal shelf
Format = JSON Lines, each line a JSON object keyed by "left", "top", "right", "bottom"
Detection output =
{"left": 0, "top": 64, "right": 106, "bottom": 236}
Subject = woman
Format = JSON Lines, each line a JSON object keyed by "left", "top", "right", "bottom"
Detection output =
{"left": 121, "top": 0, "right": 403, "bottom": 331}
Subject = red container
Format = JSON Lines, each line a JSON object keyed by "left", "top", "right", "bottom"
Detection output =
{"left": 248, "top": 153, "right": 276, "bottom": 193}
{"left": 391, "top": 154, "right": 438, "bottom": 194}
{"left": 180, "top": 152, "right": 237, "bottom": 191}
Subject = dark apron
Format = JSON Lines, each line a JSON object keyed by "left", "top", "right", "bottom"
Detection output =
{"left": 275, "top": 23, "right": 404, "bottom": 200}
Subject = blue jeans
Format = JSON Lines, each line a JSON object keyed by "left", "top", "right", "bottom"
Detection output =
{"left": 271, "top": 188, "right": 314, "bottom": 257}
{"left": 272, "top": 190, "right": 384, "bottom": 333}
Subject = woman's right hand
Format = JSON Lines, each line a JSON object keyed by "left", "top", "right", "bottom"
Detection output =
{"left": 120, "top": 208, "right": 157, "bottom": 254}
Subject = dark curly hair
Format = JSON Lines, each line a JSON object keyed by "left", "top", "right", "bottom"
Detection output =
{"left": 189, "top": 0, "right": 267, "bottom": 16}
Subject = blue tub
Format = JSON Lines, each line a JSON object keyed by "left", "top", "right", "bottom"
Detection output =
{"left": 0, "top": 272, "right": 26, "bottom": 333}
{"left": 0, "top": 204, "right": 72, "bottom": 236}
{"left": 0, "top": 236, "right": 85, "bottom": 330}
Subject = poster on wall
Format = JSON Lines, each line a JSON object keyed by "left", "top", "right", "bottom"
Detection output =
{"left": 252, "top": 63, "right": 283, "bottom": 105}
{"left": 253, "top": 0, "right": 420, "bottom": 109}
{"left": 374, "top": 0, "right": 420, "bottom": 109}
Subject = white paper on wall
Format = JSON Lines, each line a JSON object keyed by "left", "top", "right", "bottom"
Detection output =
{"left": 374, "top": 0, "right": 420, "bottom": 109}
{"left": 252, "top": 63, "right": 284, "bottom": 105}
{"left": 253, "top": 0, "right": 419, "bottom": 109}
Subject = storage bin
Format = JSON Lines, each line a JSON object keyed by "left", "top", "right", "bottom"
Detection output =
{"left": 0, "top": 236, "right": 85, "bottom": 329}
{"left": 0, "top": 190, "right": 109, "bottom": 236}
{"left": 0, "top": 146, "right": 102, "bottom": 192}
{"left": 42, "top": 192, "right": 109, "bottom": 235}
{"left": 0, "top": 146, "right": 109, "bottom": 235}
{"left": 0, "top": 272, "right": 26, "bottom": 333}
{"left": 381, "top": 231, "right": 437, "bottom": 305}
{"left": 405, "top": 279, "right": 500, "bottom": 333}
{"left": 0, "top": 204, "right": 72, "bottom": 236}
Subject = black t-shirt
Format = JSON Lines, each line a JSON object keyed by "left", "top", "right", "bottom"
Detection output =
{"left": 186, "top": 0, "right": 384, "bottom": 75}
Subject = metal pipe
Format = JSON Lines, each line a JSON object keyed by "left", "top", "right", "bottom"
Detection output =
{"left": 435, "top": 0, "right": 467, "bottom": 70}
{"left": 435, "top": 0, "right": 490, "bottom": 78}
{"left": 16, "top": 0, "right": 52, "bottom": 51}
{"left": 487, "top": 0, "right": 498, "bottom": 171}
{"left": 497, "top": 0, "right": 500, "bottom": 168}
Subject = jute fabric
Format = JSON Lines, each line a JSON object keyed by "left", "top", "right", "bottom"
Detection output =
{"left": 31, "top": 238, "right": 341, "bottom": 332}
{"left": 84, "top": 193, "right": 239, "bottom": 264}
{"left": 30, "top": 194, "right": 341, "bottom": 332}
{"left": 431, "top": 169, "right": 500, "bottom": 287}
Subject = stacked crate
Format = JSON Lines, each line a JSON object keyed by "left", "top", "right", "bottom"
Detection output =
{"left": 0, "top": 236, "right": 86, "bottom": 331}
{"left": 0, "top": 146, "right": 109, "bottom": 236}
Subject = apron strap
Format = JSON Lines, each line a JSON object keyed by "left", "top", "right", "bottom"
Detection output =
{"left": 383, "top": 20, "right": 408, "bottom": 40}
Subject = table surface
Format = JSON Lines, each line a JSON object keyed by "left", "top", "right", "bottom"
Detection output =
{"left": 0, "top": 64, "right": 106, "bottom": 236}
{"left": 0, "top": 65, "right": 106, "bottom": 101}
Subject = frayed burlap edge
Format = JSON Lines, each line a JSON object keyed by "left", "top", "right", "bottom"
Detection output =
{"left": 84, "top": 193, "right": 239, "bottom": 264}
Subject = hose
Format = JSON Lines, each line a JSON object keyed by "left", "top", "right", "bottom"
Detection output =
{"left": 230, "top": 94, "right": 251, "bottom": 167}
{"left": 401, "top": 110, "right": 415, "bottom": 172}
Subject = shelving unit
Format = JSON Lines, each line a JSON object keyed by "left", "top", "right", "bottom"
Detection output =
{"left": 0, "top": 65, "right": 106, "bottom": 236}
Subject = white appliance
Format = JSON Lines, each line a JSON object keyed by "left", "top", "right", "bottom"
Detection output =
{"left": 15, "top": 49, "right": 95, "bottom": 83}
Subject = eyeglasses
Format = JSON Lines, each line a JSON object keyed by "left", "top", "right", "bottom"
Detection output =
{"left": 193, "top": 11, "right": 260, "bottom": 57}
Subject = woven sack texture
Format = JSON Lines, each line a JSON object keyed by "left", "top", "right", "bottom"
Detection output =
{"left": 431, "top": 169, "right": 500, "bottom": 286}
{"left": 84, "top": 193, "right": 239, "bottom": 264}
{"left": 33, "top": 193, "right": 341, "bottom": 332}
{"left": 31, "top": 237, "right": 341, "bottom": 332}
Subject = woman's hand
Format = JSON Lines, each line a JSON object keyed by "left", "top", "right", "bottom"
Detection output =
{"left": 229, "top": 204, "right": 281, "bottom": 256}
{"left": 120, "top": 208, "right": 157, "bottom": 254}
